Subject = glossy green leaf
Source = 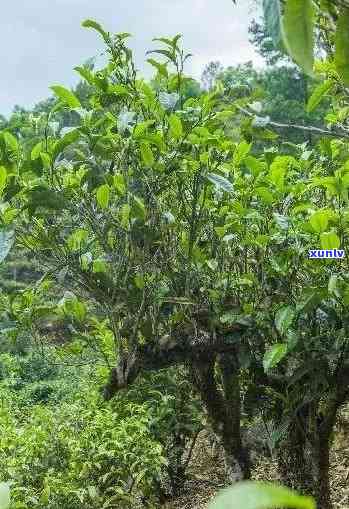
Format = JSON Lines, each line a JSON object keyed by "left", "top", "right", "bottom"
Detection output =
{"left": 52, "top": 129, "right": 81, "bottom": 161}
{"left": 132, "top": 195, "right": 146, "bottom": 221}
{"left": 233, "top": 140, "right": 251, "bottom": 167}
{"left": 3, "top": 131, "right": 18, "bottom": 154}
{"left": 140, "top": 143, "right": 155, "bottom": 167}
{"left": 50, "top": 85, "right": 81, "bottom": 109}
{"left": 96, "top": 184, "right": 110, "bottom": 209}
{"left": 269, "top": 156, "right": 295, "bottom": 191}
{"left": 255, "top": 186, "right": 274, "bottom": 204}
{"left": 67, "top": 229, "right": 89, "bottom": 252}
{"left": 263, "top": 343, "right": 288, "bottom": 371}
{"left": 60, "top": 293, "right": 87, "bottom": 322}
{"left": 168, "top": 114, "right": 183, "bottom": 139}
{"left": 93, "top": 259, "right": 108, "bottom": 273}
{"left": 335, "top": 8, "right": 349, "bottom": 86}
{"left": 133, "top": 120, "right": 156, "bottom": 139}
{"left": 309, "top": 210, "right": 332, "bottom": 233}
{"left": 275, "top": 305, "right": 295, "bottom": 334}
{"left": 147, "top": 58, "right": 168, "bottom": 77}
{"left": 306, "top": 80, "right": 333, "bottom": 113}
{"left": 147, "top": 48, "right": 176, "bottom": 63}
{"left": 81, "top": 19, "right": 110, "bottom": 43}
{"left": 0, "top": 166, "right": 7, "bottom": 194}
{"left": 113, "top": 174, "right": 126, "bottom": 195}
{"left": 320, "top": 231, "right": 341, "bottom": 250}
{"left": 281, "top": 0, "right": 314, "bottom": 76}
{"left": 74, "top": 66, "right": 95, "bottom": 85}
{"left": 208, "top": 482, "right": 315, "bottom": 509}
{"left": 134, "top": 274, "right": 145, "bottom": 289}
{"left": 31, "top": 141, "right": 44, "bottom": 160}
{"left": 263, "top": 0, "right": 283, "bottom": 48}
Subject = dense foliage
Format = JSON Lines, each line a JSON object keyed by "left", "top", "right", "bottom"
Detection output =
{"left": 2, "top": 2, "right": 349, "bottom": 509}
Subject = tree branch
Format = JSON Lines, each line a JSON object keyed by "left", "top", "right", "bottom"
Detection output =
{"left": 102, "top": 326, "right": 246, "bottom": 400}
{"left": 236, "top": 105, "right": 349, "bottom": 140}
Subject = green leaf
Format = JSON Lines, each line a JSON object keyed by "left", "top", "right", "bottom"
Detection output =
{"left": 140, "top": 143, "right": 155, "bottom": 167}
{"left": 275, "top": 305, "right": 295, "bottom": 334}
{"left": 93, "top": 259, "right": 107, "bottom": 273}
{"left": 113, "top": 173, "right": 126, "bottom": 195}
{"left": 147, "top": 58, "right": 168, "bottom": 78}
{"left": 119, "top": 203, "right": 131, "bottom": 228}
{"left": 0, "top": 482, "right": 10, "bottom": 509}
{"left": 134, "top": 274, "right": 145, "bottom": 289}
{"left": 61, "top": 294, "right": 87, "bottom": 322}
{"left": 269, "top": 156, "right": 294, "bottom": 191}
{"left": 52, "top": 129, "right": 81, "bottom": 161}
{"left": 263, "top": 0, "right": 283, "bottom": 48}
{"left": 133, "top": 120, "right": 156, "bottom": 139}
{"left": 81, "top": 19, "right": 110, "bottom": 43}
{"left": 245, "top": 156, "right": 264, "bottom": 176}
{"left": 109, "top": 84, "right": 130, "bottom": 96}
{"left": 233, "top": 140, "right": 251, "bottom": 167}
{"left": 255, "top": 186, "right": 274, "bottom": 204}
{"left": 306, "top": 80, "right": 333, "bottom": 113}
{"left": 41, "top": 152, "right": 51, "bottom": 169}
{"left": 281, "top": 0, "right": 314, "bottom": 76}
{"left": 309, "top": 209, "right": 332, "bottom": 233}
{"left": 153, "top": 35, "right": 181, "bottom": 48}
{"left": 320, "top": 231, "right": 341, "bottom": 250}
{"left": 74, "top": 66, "right": 95, "bottom": 85}
{"left": 96, "top": 184, "right": 110, "bottom": 209}
{"left": 147, "top": 48, "right": 176, "bottom": 63}
{"left": 31, "top": 141, "right": 44, "bottom": 160}
{"left": 168, "top": 114, "right": 183, "bottom": 139}
{"left": 3, "top": 132, "right": 18, "bottom": 154}
{"left": 208, "top": 482, "right": 315, "bottom": 509}
{"left": 207, "top": 173, "right": 234, "bottom": 194}
{"left": 0, "top": 166, "right": 7, "bottom": 194}
{"left": 335, "top": 8, "right": 349, "bottom": 86}
{"left": 67, "top": 229, "right": 89, "bottom": 252}
{"left": 0, "top": 230, "right": 14, "bottom": 263}
{"left": 132, "top": 195, "right": 146, "bottom": 221}
{"left": 263, "top": 344, "right": 288, "bottom": 371}
{"left": 50, "top": 85, "right": 81, "bottom": 109}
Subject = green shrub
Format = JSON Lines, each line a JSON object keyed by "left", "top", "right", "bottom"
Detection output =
{"left": 0, "top": 383, "right": 166, "bottom": 508}
{"left": 126, "top": 368, "right": 203, "bottom": 498}
{"left": 17, "top": 350, "right": 59, "bottom": 383}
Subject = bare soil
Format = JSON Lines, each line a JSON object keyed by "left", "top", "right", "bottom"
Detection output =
{"left": 164, "top": 408, "right": 349, "bottom": 509}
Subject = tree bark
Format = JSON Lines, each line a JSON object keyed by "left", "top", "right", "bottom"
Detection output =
{"left": 277, "top": 401, "right": 338, "bottom": 509}
{"left": 103, "top": 327, "right": 246, "bottom": 399}
{"left": 310, "top": 430, "right": 333, "bottom": 509}
{"left": 190, "top": 352, "right": 250, "bottom": 481}
{"left": 218, "top": 352, "right": 251, "bottom": 479}
{"left": 276, "top": 419, "right": 313, "bottom": 495}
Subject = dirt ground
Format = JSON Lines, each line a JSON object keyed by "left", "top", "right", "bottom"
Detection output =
{"left": 164, "top": 409, "right": 349, "bottom": 509}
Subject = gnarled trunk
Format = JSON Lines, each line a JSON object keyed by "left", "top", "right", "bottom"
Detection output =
{"left": 190, "top": 351, "right": 250, "bottom": 481}
{"left": 277, "top": 400, "right": 339, "bottom": 509}
{"left": 276, "top": 420, "right": 313, "bottom": 495}
{"left": 310, "top": 431, "right": 333, "bottom": 509}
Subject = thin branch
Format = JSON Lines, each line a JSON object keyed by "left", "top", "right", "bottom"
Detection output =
{"left": 236, "top": 104, "right": 349, "bottom": 140}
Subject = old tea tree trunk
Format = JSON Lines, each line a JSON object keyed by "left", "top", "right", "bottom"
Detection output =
{"left": 103, "top": 327, "right": 251, "bottom": 481}
{"left": 190, "top": 350, "right": 251, "bottom": 481}
{"left": 276, "top": 360, "right": 349, "bottom": 509}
